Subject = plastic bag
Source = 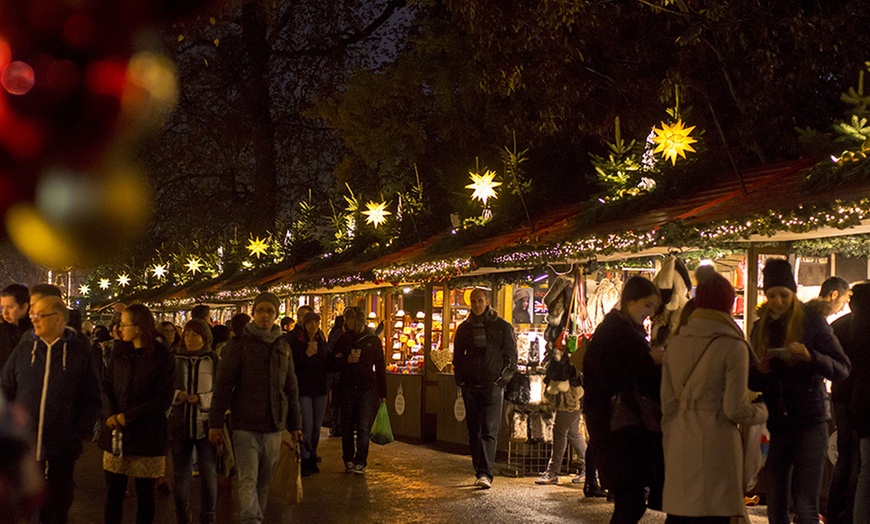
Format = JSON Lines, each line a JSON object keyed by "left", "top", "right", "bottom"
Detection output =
{"left": 370, "top": 403, "right": 394, "bottom": 445}
{"left": 741, "top": 422, "right": 770, "bottom": 491}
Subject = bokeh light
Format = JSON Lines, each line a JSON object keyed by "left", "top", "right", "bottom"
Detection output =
{"left": 2, "top": 61, "right": 36, "bottom": 95}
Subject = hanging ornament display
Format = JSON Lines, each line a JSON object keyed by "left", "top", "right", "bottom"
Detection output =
{"left": 651, "top": 119, "right": 698, "bottom": 165}
{"left": 466, "top": 170, "right": 501, "bottom": 206}
{"left": 151, "top": 264, "right": 168, "bottom": 279}
{"left": 185, "top": 256, "right": 203, "bottom": 275}
{"left": 362, "top": 201, "right": 391, "bottom": 228}
{"left": 246, "top": 236, "right": 269, "bottom": 259}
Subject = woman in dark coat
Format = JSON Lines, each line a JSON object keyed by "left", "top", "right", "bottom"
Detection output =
{"left": 100, "top": 304, "right": 175, "bottom": 524}
{"left": 749, "top": 260, "right": 850, "bottom": 524}
{"left": 583, "top": 276, "right": 664, "bottom": 524}
{"left": 290, "top": 311, "right": 329, "bottom": 476}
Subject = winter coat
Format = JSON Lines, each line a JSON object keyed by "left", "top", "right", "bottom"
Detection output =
{"left": 0, "top": 317, "right": 32, "bottom": 370}
{"left": 661, "top": 309, "right": 768, "bottom": 518}
{"left": 289, "top": 329, "right": 329, "bottom": 397}
{"left": 749, "top": 303, "right": 850, "bottom": 432}
{"left": 330, "top": 328, "right": 387, "bottom": 398}
{"left": 170, "top": 348, "right": 218, "bottom": 442}
{"left": 99, "top": 340, "right": 175, "bottom": 457}
{"left": 583, "top": 309, "right": 663, "bottom": 492}
{"left": 453, "top": 307, "right": 518, "bottom": 388}
{"left": 209, "top": 324, "right": 302, "bottom": 434}
{"left": 833, "top": 312, "right": 870, "bottom": 438}
{"left": 1, "top": 326, "right": 100, "bottom": 461}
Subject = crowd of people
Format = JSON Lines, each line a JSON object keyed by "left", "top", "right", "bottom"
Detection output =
{"left": 0, "top": 258, "right": 868, "bottom": 524}
{"left": 0, "top": 285, "right": 387, "bottom": 524}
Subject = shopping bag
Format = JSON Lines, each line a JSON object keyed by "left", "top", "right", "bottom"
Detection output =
{"left": 370, "top": 403, "right": 394, "bottom": 445}
{"left": 270, "top": 435, "right": 303, "bottom": 505}
{"left": 741, "top": 422, "right": 770, "bottom": 491}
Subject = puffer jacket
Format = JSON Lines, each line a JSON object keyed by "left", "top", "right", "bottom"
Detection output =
{"left": 1, "top": 326, "right": 100, "bottom": 461}
{"left": 453, "top": 307, "right": 518, "bottom": 388}
{"left": 330, "top": 327, "right": 387, "bottom": 398}
{"left": 99, "top": 340, "right": 175, "bottom": 457}
{"left": 749, "top": 303, "right": 850, "bottom": 431}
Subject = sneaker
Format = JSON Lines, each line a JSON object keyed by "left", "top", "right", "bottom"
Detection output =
{"left": 345, "top": 461, "right": 355, "bottom": 473}
{"left": 475, "top": 476, "right": 492, "bottom": 489}
{"left": 353, "top": 464, "right": 366, "bottom": 475}
{"left": 572, "top": 472, "right": 586, "bottom": 484}
{"left": 535, "top": 472, "right": 558, "bottom": 485}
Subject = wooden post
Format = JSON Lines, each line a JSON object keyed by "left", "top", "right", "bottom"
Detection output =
{"left": 745, "top": 245, "right": 758, "bottom": 339}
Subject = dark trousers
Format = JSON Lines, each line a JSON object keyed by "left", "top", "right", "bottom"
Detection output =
{"left": 461, "top": 384, "right": 504, "bottom": 481}
{"left": 610, "top": 483, "right": 648, "bottom": 524}
{"left": 340, "top": 388, "right": 378, "bottom": 467}
{"left": 665, "top": 516, "right": 730, "bottom": 524}
{"left": 766, "top": 422, "right": 829, "bottom": 524}
{"left": 585, "top": 435, "right": 601, "bottom": 487}
{"left": 36, "top": 457, "right": 76, "bottom": 524}
{"left": 104, "top": 471, "right": 156, "bottom": 524}
{"left": 828, "top": 402, "right": 859, "bottom": 524}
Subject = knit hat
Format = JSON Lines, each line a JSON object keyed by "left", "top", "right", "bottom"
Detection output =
{"left": 695, "top": 271, "right": 736, "bottom": 313}
{"left": 762, "top": 259, "right": 797, "bottom": 293}
{"left": 252, "top": 292, "right": 280, "bottom": 312}
{"left": 303, "top": 311, "right": 321, "bottom": 325}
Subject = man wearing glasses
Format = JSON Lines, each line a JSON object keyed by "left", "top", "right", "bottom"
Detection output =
{"left": 1, "top": 296, "right": 101, "bottom": 523}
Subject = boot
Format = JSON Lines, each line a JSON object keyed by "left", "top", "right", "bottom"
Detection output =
{"left": 583, "top": 474, "right": 608, "bottom": 498}
{"left": 301, "top": 457, "right": 316, "bottom": 477}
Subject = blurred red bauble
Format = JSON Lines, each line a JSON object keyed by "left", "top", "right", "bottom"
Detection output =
{"left": 1, "top": 61, "right": 35, "bottom": 95}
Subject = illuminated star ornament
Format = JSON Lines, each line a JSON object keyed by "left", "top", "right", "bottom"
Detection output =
{"left": 362, "top": 201, "right": 391, "bottom": 228}
{"left": 117, "top": 274, "right": 130, "bottom": 287}
{"left": 652, "top": 119, "right": 698, "bottom": 165}
{"left": 151, "top": 264, "right": 168, "bottom": 279}
{"left": 246, "top": 236, "right": 269, "bottom": 259}
{"left": 79, "top": 284, "right": 90, "bottom": 296}
{"left": 466, "top": 170, "right": 502, "bottom": 205}
{"left": 99, "top": 278, "right": 111, "bottom": 290}
{"left": 185, "top": 256, "right": 203, "bottom": 275}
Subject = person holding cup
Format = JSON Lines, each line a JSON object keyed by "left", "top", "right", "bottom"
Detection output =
{"left": 289, "top": 311, "right": 329, "bottom": 476}
{"left": 330, "top": 307, "right": 386, "bottom": 475}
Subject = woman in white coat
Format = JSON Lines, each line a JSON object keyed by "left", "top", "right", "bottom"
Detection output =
{"left": 661, "top": 268, "right": 768, "bottom": 524}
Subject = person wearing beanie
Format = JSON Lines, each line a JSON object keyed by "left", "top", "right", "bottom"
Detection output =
{"left": 750, "top": 259, "right": 850, "bottom": 524}
{"left": 208, "top": 292, "right": 302, "bottom": 524}
{"left": 661, "top": 267, "right": 768, "bottom": 522}
{"left": 170, "top": 318, "right": 218, "bottom": 524}
{"left": 288, "top": 309, "right": 329, "bottom": 476}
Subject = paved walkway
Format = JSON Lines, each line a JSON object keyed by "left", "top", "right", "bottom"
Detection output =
{"left": 68, "top": 431, "right": 770, "bottom": 523}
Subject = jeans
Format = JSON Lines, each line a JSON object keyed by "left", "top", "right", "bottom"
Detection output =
{"left": 547, "top": 409, "right": 587, "bottom": 475}
{"left": 340, "top": 389, "right": 378, "bottom": 467}
{"left": 232, "top": 430, "right": 282, "bottom": 524}
{"left": 104, "top": 472, "right": 156, "bottom": 524}
{"left": 300, "top": 395, "right": 328, "bottom": 460}
{"left": 766, "top": 422, "right": 829, "bottom": 524}
{"left": 171, "top": 437, "right": 217, "bottom": 524}
{"left": 461, "top": 384, "right": 504, "bottom": 482}
{"left": 38, "top": 456, "right": 76, "bottom": 524}
{"left": 828, "top": 402, "right": 859, "bottom": 524}
{"left": 855, "top": 437, "right": 870, "bottom": 524}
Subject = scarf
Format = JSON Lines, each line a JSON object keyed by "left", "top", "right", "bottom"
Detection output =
{"left": 470, "top": 307, "right": 497, "bottom": 348}
{"left": 244, "top": 322, "right": 283, "bottom": 344}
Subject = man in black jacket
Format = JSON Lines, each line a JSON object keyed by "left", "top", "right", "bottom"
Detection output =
{"left": 0, "top": 284, "right": 32, "bottom": 369}
{"left": 330, "top": 307, "right": 386, "bottom": 475}
{"left": 452, "top": 288, "right": 517, "bottom": 489}
{"left": 1, "top": 296, "right": 100, "bottom": 524}
{"left": 208, "top": 292, "right": 302, "bottom": 524}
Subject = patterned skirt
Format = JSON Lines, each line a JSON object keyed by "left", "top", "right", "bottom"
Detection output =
{"left": 102, "top": 452, "right": 165, "bottom": 478}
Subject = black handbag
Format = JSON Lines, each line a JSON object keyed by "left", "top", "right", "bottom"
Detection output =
{"left": 504, "top": 373, "right": 531, "bottom": 405}
{"left": 609, "top": 390, "right": 662, "bottom": 433}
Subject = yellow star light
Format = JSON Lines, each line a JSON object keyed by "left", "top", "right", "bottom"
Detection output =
{"left": 465, "top": 170, "right": 502, "bottom": 205}
{"left": 99, "top": 278, "right": 110, "bottom": 290}
{"left": 186, "top": 256, "right": 203, "bottom": 275}
{"left": 651, "top": 119, "right": 698, "bottom": 165}
{"left": 117, "top": 274, "right": 130, "bottom": 287}
{"left": 362, "top": 201, "right": 391, "bottom": 228}
{"left": 79, "top": 284, "right": 90, "bottom": 296}
{"left": 151, "top": 264, "right": 168, "bottom": 279}
{"left": 246, "top": 236, "right": 269, "bottom": 259}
